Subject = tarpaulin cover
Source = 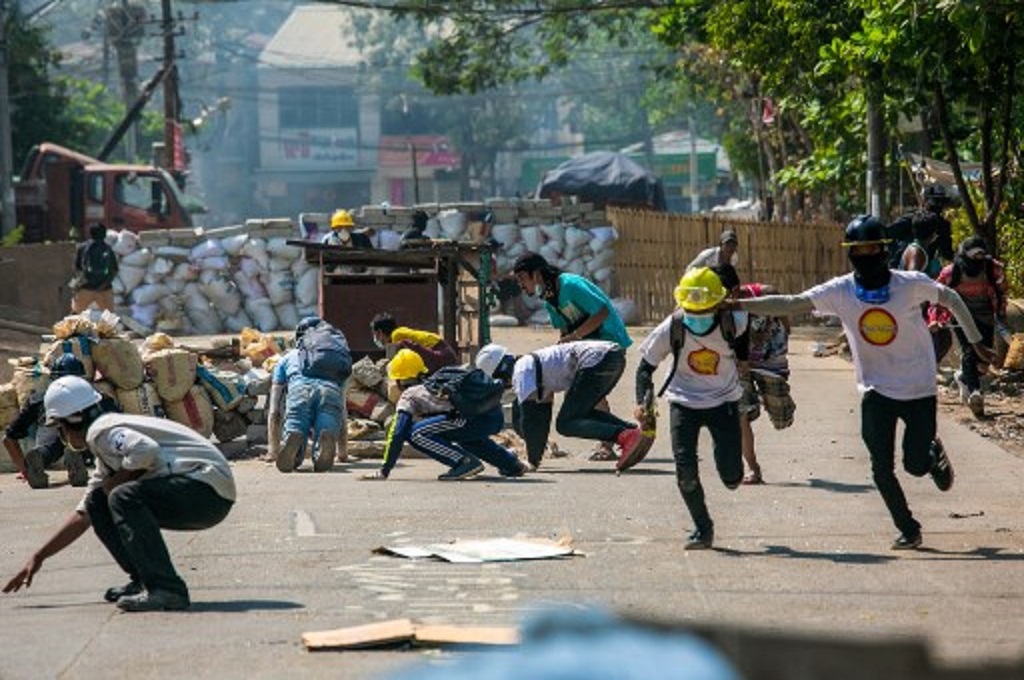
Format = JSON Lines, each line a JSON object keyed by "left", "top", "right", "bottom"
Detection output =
{"left": 536, "top": 151, "right": 666, "bottom": 211}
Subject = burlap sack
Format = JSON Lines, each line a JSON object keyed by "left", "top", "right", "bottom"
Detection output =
{"left": 213, "top": 409, "right": 248, "bottom": 443}
{"left": 10, "top": 362, "right": 50, "bottom": 409}
{"left": 92, "top": 379, "right": 120, "bottom": 407}
{"left": 116, "top": 383, "right": 165, "bottom": 418}
{"left": 196, "top": 365, "right": 245, "bottom": 411}
{"left": 0, "top": 383, "right": 19, "bottom": 430}
{"left": 92, "top": 338, "right": 145, "bottom": 389}
{"left": 1004, "top": 334, "right": 1024, "bottom": 370}
{"left": 145, "top": 349, "right": 197, "bottom": 402}
{"left": 164, "top": 385, "right": 214, "bottom": 438}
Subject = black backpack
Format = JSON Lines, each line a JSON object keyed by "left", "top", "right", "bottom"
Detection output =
{"left": 424, "top": 366, "right": 505, "bottom": 417}
{"left": 82, "top": 242, "right": 116, "bottom": 289}
{"left": 658, "top": 309, "right": 737, "bottom": 397}
{"left": 297, "top": 322, "right": 353, "bottom": 384}
{"left": 949, "top": 258, "right": 1004, "bottom": 315}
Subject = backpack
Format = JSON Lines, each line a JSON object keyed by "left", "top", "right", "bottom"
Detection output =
{"left": 423, "top": 366, "right": 505, "bottom": 417}
{"left": 82, "top": 242, "right": 116, "bottom": 289}
{"left": 657, "top": 309, "right": 737, "bottom": 397}
{"left": 297, "top": 322, "right": 352, "bottom": 384}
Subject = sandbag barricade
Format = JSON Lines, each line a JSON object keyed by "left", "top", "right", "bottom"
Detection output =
{"left": 92, "top": 338, "right": 146, "bottom": 389}
{"left": 164, "top": 385, "right": 215, "bottom": 438}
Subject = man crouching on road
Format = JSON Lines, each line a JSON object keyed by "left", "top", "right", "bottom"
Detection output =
{"left": 3, "top": 377, "right": 236, "bottom": 612}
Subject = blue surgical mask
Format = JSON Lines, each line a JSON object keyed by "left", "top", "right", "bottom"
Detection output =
{"left": 854, "top": 282, "right": 891, "bottom": 304}
{"left": 683, "top": 311, "right": 715, "bottom": 335}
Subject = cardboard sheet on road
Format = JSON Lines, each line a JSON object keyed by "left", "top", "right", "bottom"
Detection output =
{"left": 374, "top": 537, "right": 575, "bottom": 563}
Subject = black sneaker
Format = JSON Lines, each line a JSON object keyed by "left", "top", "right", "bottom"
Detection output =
{"left": 437, "top": 457, "right": 484, "bottom": 481}
{"left": 929, "top": 440, "right": 954, "bottom": 492}
{"left": 116, "top": 588, "right": 190, "bottom": 612}
{"left": 104, "top": 580, "right": 144, "bottom": 603}
{"left": 499, "top": 460, "right": 529, "bottom": 478}
{"left": 891, "top": 532, "right": 922, "bottom": 550}
{"left": 685, "top": 527, "right": 714, "bottom": 550}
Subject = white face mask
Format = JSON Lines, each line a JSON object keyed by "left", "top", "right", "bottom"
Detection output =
{"left": 533, "top": 282, "right": 545, "bottom": 297}
{"left": 372, "top": 335, "right": 385, "bottom": 350}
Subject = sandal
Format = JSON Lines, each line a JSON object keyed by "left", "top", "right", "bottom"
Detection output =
{"left": 588, "top": 443, "right": 618, "bottom": 461}
{"left": 742, "top": 471, "right": 764, "bottom": 485}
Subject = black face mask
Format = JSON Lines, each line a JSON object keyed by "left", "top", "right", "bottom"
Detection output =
{"left": 849, "top": 253, "right": 891, "bottom": 290}
{"left": 957, "top": 256, "right": 984, "bottom": 277}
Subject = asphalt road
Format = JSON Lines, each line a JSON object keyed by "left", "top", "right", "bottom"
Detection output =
{"left": 2, "top": 325, "right": 1023, "bottom": 679}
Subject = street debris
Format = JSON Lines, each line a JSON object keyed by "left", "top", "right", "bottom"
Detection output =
{"left": 374, "top": 537, "right": 575, "bottom": 563}
{"left": 302, "top": 618, "right": 518, "bottom": 651}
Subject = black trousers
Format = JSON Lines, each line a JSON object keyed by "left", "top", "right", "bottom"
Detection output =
{"left": 954, "top": 322, "right": 994, "bottom": 392}
{"left": 861, "top": 391, "right": 936, "bottom": 537}
{"left": 669, "top": 401, "right": 743, "bottom": 533}
{"left": 85, "top": 476, "right": 233, "bottom": 597}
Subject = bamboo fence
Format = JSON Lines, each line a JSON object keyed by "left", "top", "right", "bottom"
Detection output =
{"left": 609, "top": 208, "right": 848, "bottom": 323}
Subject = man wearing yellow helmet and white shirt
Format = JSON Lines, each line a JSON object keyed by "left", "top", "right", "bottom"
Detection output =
{"left": 362, "top": 349, "right": 526, "bottom": 481}
{"left": 634, "top": 266, "right": 751, "bottom": 550}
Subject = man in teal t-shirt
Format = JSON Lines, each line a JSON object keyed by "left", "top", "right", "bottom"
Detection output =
{"left": 512, "top": 253, "right": 631, "bottom": 348}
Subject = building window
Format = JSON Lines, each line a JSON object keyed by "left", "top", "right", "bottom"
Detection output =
{"left": 279, "top": 87, "right": 358, "bottom": 129}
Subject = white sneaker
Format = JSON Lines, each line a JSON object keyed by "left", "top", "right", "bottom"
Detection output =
{"left": 967, "top": 391, "right": 985, "bottom": 418}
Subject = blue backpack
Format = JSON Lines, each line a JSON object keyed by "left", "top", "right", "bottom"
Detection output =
{"left": 297, "top": 322, "right": 352, "bottom": 384}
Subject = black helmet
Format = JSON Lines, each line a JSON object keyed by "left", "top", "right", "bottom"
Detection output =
{"left": 842, "top": 215, "right": 890, "bottom": 247}
{"left": 50, "top": 354, "right": 86, "bottom": 379}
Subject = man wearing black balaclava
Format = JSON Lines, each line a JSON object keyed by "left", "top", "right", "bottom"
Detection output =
{"left": 732, "top": 215, "right": 995, "bottom": 551}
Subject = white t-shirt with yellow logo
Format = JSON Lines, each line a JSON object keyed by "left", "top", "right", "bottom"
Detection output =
{"left": 639, "top": 312, "right": 749, "bottom": 409}
{"left": 806, "top": 270, "right": 941, "bottom": 400}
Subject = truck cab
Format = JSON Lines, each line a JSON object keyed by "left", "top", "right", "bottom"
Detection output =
{"left": 16, "top": 143, "right": 193, "bottom": 242}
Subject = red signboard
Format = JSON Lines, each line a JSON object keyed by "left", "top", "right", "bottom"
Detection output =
{"left": 379, "top": 135, "right": 460, "bottom": 169}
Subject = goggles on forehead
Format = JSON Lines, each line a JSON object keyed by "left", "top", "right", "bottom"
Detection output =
{"left": 677, "top": 286, "right": 719, "bottom": 307}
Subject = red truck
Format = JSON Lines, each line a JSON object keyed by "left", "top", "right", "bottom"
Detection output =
{"left": 15, "top": 143, "right": 194, "bottom": 242}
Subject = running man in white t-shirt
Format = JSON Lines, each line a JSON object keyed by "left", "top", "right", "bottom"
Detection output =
{"left": 634, "top": 267, "right": 751, "bottom": 550}
{"left": 739, "top": 215, "right": 995, "bottom": 551}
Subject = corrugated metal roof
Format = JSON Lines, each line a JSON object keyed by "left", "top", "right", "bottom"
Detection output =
{"left": 259, "top": 4, "right": 362, "bottom": 69}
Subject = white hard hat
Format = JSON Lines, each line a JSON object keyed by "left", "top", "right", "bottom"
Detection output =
{"left": 44, "top": 376, "right": 101, "bottom": 425}
{"left": 475, "top": 343, "right": 508, "bottom": 377}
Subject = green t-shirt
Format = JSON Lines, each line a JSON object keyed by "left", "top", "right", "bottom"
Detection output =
{"left": 544, "top": 273, "right": 631, "bottom": 347}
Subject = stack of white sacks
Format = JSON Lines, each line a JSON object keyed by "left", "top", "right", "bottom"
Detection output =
{"left": 106, "top": 204, "right": 622, "bottom": 335}
{"left": 108, "top": 226, "right": 318, "bottom": 336}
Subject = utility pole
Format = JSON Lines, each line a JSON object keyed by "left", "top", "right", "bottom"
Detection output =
{"left": 160, "top": 0, "right": 178, "bottom": 172}
{"left": 0, "top": 0, "right": 16, "bottom": 238}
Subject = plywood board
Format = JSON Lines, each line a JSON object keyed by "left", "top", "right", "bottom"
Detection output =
{"left": 302, "top": 618, "right": 416, "bottom": 650}
{"left": 413, "top": 624, "right": 519, "bottom": 647}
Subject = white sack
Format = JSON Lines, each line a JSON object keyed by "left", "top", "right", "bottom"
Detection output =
{"left": 112, "top": 230, "right": 139, "bottom": 256}
{"left": 191, "top": 239, "right": 224, "bottom": 261}
{"left": 295, "top": 269, "right": 319, "bottom": 308}
{"left": 275, "top": 302, "right": 299, "bottom": 330}
{"left": 132, "top": 283, "right": 170, "bottom": 306}
{"left": 245, "top": 298, "right": 278, "bottom": 333}
{"left": 267, "top": 237, "right": 302, "bottom": 261}
{"left": 121, "top": 248, "right": 153, "bottom": 268}
{"left": 220, "top": 233, "right": 249, "bottom": 257}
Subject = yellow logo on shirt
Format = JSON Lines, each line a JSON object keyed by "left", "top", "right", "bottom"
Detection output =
{"left": 687, "top": 348, "right": 721, "bottom": 375}
{"left": 859, "top": 308, "right": 898, "bottom": 346}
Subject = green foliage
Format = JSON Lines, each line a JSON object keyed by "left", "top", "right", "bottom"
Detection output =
{"left": 0, "top": 225, "right": 25, "bottom": 247}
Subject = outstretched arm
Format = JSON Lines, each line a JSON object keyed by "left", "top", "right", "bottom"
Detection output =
{"left": 740, "top": 294, "right": 815, "bottom": 317}
{"left": 4, "top": 511, "right": 91, "bottom": 593}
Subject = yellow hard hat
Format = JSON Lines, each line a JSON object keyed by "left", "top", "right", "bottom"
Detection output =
{"left": 331, "top": 209, "right": 354, "bottom": 229}
{"left": 674, "top": 267, "right": 727, "bottom": 312}
{"left": 387, "top": 349, "right": 427, "bottom": 381}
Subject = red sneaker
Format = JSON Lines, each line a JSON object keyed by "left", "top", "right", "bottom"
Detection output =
{"left": 615, "top": 426, "right": 654, "bottom": 472}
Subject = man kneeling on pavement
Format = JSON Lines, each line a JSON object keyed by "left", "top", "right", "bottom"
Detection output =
{"left": 3, "top": 377, "right": 236, "bottom": 611}
{"left": 362, "top": 349, "right": 527, "bottom": 481}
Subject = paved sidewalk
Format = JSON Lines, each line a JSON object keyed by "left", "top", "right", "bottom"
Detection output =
{"left": 1, "top": 327, "right": 1022, "bottom": 679}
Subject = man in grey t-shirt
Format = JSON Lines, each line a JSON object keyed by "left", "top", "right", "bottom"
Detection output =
{"left": 3, "top": 377, "right": 236, "bottom": 612}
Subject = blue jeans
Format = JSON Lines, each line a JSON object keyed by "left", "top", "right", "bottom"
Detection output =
{"left": 410, "top": 408, "right": 521, "bottom": 474}
{"left": 284, "top": 376, "right": 344, "bottom": 465}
